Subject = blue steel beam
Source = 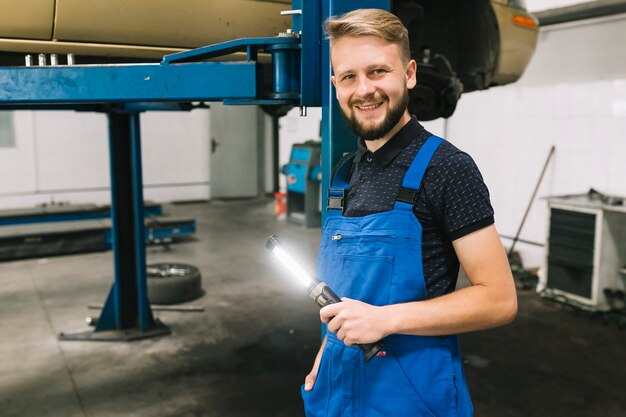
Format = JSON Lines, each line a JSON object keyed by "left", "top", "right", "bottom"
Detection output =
{"left": 98, "top": 113, "right": 152, "bottom": 332}
{"left": 318, "top": 0, "right": 390, "bottom": 341}
{"left": 104, "top": 222, "right": 196, "bottom": 245}
{"left": 320, "top": 0, "right": 390, "bottom": 225}
{"left": 0, "top": 205, "right": 162, "bottom": 226}
{"left": 162, "top": 36, "right": 299, "bottom": 63}
{"left": 129, "top": 113, "right": 151, "bottom": 332}
{"left": 294, "top": 0, "right": 323, "bottom": 106}
{"left": 0, "top": 62, "right": 258, "bottom": 105}
{"left": 90, "top": 112, "right": 170, "bottom": 339}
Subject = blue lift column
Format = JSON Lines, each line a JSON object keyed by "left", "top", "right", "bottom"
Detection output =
{"left": 60, "top": 111, "right": 168, "bottom": 341}
{"left": 293, "top": 0, "right": 390, "bottom": 224}
{"left": 318, "top": 1, "right": 390, "bottom": 224}
{"left": 293, "top": 0, "right": 390, "bottom": 342}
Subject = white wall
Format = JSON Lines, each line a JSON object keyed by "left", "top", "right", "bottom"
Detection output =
{"left": 446, "top": 13, "right": 626, "bottom": 268}
{"left": 0, "top": 109, "right": 210, "bottom": 210}
{"left": 141, "top": 111, "right": 210, "bottom": 202}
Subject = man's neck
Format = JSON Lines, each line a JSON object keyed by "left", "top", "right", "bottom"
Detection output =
{"left": 364, "top": 111, "right": 412, "bottom": 153}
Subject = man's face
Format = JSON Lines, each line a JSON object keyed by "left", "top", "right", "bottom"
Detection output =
{"left": 331, "top": 35, "right": 416, "bottom": 141}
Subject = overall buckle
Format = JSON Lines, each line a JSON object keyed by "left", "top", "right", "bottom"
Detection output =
{"left": 396, "top": 187, "right": 419, "bottom": 205}
{"left": 327, "top": 188, "right": 345, "bottom": 210}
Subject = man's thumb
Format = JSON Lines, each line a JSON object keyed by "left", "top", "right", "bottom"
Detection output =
{"left": 304, "top": 373, "right": 316, "bottom": 391}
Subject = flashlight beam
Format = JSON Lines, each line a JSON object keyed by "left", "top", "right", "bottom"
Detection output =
{"left": 267, "top": 236, "right": 314, "bottom": 287}
{"left": 265, "top": 234, "right": 384, "bottom": 362}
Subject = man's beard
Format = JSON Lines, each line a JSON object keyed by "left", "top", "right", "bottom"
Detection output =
{"left": 341, "top": 89, "right": 409, "bottom": 141}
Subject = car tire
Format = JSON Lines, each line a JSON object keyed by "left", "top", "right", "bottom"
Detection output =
{"left": 147, "top": 263, "right": 204, "bottom": 305}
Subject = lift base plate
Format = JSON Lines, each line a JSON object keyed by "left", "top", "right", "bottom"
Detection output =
{"left": 58, "top": 319, "right": 171, "bottom": 342}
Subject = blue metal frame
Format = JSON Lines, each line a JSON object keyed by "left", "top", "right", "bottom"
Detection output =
{"left": 161, "top": 36, "right": 298, "bottom": 63}
{"left": 320, "top": 0, "right": 391, "bottom": 225}
{"left": 130, "top": 114, "right": 151, "bottom": 332}
{"left": 293, "top": 0, "right": 323, "bottom": 106}
{"left": 0, "top": 62, "right": 258, "bottom": 106}
{"left": 104, "top": 222, "right": 196, "bottom": 245}
{"left": 0, "top": 35, "right": 303, "bottom": 109}
{"left": 91, "top": 113, "right": 157, "bottom": 334}
{"left": 0, "top": 205, "right": 162, "bottom": 226}
{"left": 0, "top": 32, "right": 304, "bottom": 341}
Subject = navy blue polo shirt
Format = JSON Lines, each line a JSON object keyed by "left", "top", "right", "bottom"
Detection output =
{"left": 342, "top": 116, "right": 495, "bottom": 298}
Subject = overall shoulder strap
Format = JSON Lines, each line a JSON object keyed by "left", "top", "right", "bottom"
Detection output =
{"left": 326, "top": 151, "right": 357, "bottom": 215}
{"left": 394, "top": 135, "right": 445, "bottom": 211}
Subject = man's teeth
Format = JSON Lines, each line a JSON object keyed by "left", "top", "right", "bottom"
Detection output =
{"left": 357, "top": 103, "right": 382, "bottom": 110}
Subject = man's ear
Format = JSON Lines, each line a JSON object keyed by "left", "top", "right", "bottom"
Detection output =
{"left": 331, "top": 75, "right": 337, "bottom": 88}
{"left": 406, "top": 59, "right": 417, "bottom": 89}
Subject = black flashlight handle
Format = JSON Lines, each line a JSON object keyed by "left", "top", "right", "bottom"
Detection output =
{"left": 311, "top": 281, "right": 384, "bottom": 362}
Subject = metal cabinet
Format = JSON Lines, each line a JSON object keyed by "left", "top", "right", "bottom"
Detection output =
{"left": 545, "top": 193, "right": 626, "bottom": 311}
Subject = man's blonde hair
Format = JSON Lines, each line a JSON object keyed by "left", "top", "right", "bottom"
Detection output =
{"left": 324, "top": 9, "right": 411, "bottom": 63}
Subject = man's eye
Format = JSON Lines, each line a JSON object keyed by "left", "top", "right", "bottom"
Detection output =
{"left": 342, "top": 75, "right": 355, "bottom": 81}
{"left": 372, "top": 69, "right": 386, "bottom": 75}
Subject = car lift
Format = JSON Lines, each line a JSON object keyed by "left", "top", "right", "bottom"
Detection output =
{"left": 0, "top": 0, "right": 388, "bottom": 341}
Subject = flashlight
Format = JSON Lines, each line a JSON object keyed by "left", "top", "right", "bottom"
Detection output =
{"left": 266, "top": 234, "right": 384, "bottom": 361}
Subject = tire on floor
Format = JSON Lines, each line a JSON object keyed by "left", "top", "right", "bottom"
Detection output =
{"left": 147, "top": 263, "right": 204, "bottom": 304}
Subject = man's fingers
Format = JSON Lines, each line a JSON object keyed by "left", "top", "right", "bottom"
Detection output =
{"left": 336, "top": 328, "right": 346, "bottom": 342}
{"left": 327, "top": 315, "right": 341, "bottom": 333}
{"left": 320, "top": 303, "right": 342, "bottom": 323}
{"left": 320, "top": 298, "right": 359, "bottom": 322}
{"left": 304, "top": 373, "right": 316, "bottom": 391}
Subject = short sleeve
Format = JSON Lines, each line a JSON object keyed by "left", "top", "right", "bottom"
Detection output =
{"left": 422, "top": 152, "right": 494, "bottom": 241}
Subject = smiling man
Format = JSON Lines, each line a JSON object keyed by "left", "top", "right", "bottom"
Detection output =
{"left": 331, "top": 27, "right": 413, "bottom": 150}
{"left": 300, "top": 9, "right": 518, "bottom": 417}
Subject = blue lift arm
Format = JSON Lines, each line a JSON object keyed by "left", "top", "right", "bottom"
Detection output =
{"left": 0, "top": 36, "right": 302, "bottom": 109}
{"left": 0, "top": 62, "right": 260, "bottom": 104}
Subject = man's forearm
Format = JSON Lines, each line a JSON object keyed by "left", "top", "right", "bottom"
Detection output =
{"left": 381, "top": 283, "right": 517, "bottom": 337}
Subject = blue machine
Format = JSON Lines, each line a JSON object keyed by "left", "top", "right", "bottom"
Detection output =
{"left": 283, "top": 141, "right": 322, "bottom": 227}
{"left": 0, "top": 0, "right": 390, "bottom": 341}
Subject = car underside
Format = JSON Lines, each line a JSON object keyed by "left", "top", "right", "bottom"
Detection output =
{"left": 0, "top": 0, "right": 536, "bottom": 120}
{"left": 395, "top": 0, "right": 501, "bottom": 119}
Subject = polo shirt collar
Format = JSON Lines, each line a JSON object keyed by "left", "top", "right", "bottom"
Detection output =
{"left": 355, "top": 115, "right": 424, "bottom": 166}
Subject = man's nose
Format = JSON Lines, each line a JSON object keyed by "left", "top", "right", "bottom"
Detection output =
{"left": 355, "top": 76, "right": 376, "bottom": 97}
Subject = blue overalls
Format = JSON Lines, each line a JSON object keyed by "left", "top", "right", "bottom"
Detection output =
{"left": 302, "top": 136, "right": 473, "bottom": 417}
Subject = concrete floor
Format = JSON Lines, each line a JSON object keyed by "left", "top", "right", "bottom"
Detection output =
{"left": 0, "top": 198, "right": 624, "bottom": 417}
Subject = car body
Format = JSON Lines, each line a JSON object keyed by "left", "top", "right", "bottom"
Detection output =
{"left": 395, "top": 0, "right": 538, "bottom": 119}
{"left": 0, "top": 0, "right": 537, "bottom": 120}
{"left": 491, "top": 0, "right": 539, "bottom": 85}
{"left": 0, "top": 0, "right": 291, "bottom": 62}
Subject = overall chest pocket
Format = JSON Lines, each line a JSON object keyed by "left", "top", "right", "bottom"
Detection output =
{"left": 332, "top": 254, "right": 393, "bottom": 306}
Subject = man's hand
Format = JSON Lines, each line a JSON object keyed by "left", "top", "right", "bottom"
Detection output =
{"left": 320, "top": 298, "right": 388, "bottom": 346}
{"left": 304, "top": 338, "right": 326, "bottom": 391}
{"left": 303, "top": 357, "right": 320, "bottom": 391}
